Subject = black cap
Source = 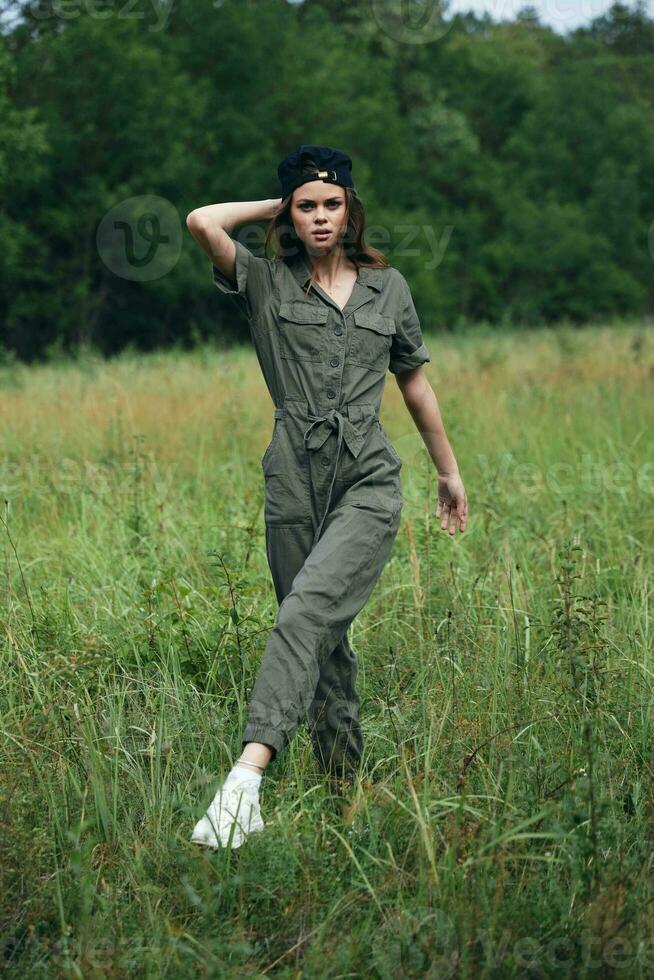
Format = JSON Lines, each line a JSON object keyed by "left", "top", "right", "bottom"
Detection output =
{"left": 277, "top": 144, "right": 356, "bottom": 200}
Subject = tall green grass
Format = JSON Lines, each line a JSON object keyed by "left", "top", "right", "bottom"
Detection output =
{"left": 1, "top": 322, "right": 653, "bottom": 978}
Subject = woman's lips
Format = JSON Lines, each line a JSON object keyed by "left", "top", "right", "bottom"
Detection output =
{"left": 312, "top": 230, "right": 331, "bottom": 237}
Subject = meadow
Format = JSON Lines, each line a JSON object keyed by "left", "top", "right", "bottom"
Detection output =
{"left": 1, "top": 321, "right": 653, "bottom": 978}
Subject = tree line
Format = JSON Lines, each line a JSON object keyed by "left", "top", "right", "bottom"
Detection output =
{"left": 1, "top": 0, "right": 653, "bottom": 362}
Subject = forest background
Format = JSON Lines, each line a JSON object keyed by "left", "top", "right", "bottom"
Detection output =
{"left": 1, "top": 0, "right": 654, "bottom": 362}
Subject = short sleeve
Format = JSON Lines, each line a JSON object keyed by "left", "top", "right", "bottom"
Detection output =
{"left": 388, "top": 276, "right": 431, "bottom": 375}
{"left": 212, "top": 237, "right": 277, "bottom": 322}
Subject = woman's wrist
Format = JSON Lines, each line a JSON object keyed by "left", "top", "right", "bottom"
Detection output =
{"left": 267, "top": 197, "right": 283, "bottom": 220}
{"left": 431, "top": 449, "right": 460, "bottom": 479}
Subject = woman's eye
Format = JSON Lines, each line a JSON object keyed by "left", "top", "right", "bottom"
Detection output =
{"left": 298, "top": 202, "right": 341, "bottom": 210}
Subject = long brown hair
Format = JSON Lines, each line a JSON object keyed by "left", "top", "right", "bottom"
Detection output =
{"left": 263, "top": 156, "right": 389, "bottom": 298}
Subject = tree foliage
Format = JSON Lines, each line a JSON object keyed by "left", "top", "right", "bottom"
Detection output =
{"left": 1, "top": 0, "right": 653, "bottom": 361}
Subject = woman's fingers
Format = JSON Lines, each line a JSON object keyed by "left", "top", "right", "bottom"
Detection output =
{"left": 435, "top": 496, "right": 467, "bottom": 534}
{"left": 435, "top": 487, "right": 468, "bottom": 534}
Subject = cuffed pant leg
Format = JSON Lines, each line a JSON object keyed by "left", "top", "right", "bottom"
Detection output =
{"left": 246, "top": 498, "right": 402, "bottom": 762}
{"left": 307, "top": 631, "right": 363, "bottom": 777}
{"left": 241, "top": 724, "right": 285, "bottom": 762}
{"left": 242, "top": 524, "right": 313, "bottom": 763}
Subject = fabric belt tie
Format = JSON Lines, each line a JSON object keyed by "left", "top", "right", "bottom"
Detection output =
{"left": 302, "top": 409, "right": 367, "bottom": 548}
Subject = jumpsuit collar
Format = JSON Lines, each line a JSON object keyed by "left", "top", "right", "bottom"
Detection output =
{"left": 289, "top": 250, "right": 385, "bottom": 307}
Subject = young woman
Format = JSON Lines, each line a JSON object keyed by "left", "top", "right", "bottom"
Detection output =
{"left": 186, "top": 145, "right": 467, "bottom": 849}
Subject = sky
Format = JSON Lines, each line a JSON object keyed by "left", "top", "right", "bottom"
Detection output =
{"left": 443, "top": 0, "right": 642, "bottom": 32}
{"left": 287, "top": 0, "right": 649, "bottom": 35}
{"left": 2, "top": 0, "right": 647, "bottom": 37}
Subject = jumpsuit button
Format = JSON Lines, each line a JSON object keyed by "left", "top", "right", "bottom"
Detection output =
{"left": 334, "top": 327, "right": 343, "bottom": 336}
{"left": 326, "top": 388, "right": 336, "bottom": 399}
{"left": 330, "top": 356, "right": 339, "bottom": 367}
{"left": 320, "top": 456, "right": 330, "bottom": 467}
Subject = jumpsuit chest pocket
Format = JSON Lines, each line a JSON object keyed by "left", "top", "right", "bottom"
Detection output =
{"left": 278, "top": 301, "right": 329, "bottom": 362}
{"left": 347, "top": 310, "right": 396, "bottom": 370}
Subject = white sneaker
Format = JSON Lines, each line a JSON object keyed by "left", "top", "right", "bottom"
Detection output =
{"left": 191, "top": 781, "right": 265, "bottom": 850}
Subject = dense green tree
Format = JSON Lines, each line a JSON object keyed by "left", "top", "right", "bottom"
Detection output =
{"left": 0, "top": 39, "right": 49, "bottom": 360}
{"left": 1, "top": 0, "right": 652, "bottom": 360}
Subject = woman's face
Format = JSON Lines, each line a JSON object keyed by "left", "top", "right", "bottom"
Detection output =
{"left": 290, "top": 181, "right": 349, "bottom": 256}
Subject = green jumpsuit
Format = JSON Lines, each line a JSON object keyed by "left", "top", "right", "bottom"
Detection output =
{"left": 212, "top": 238, "right": 431, "bottom": 776}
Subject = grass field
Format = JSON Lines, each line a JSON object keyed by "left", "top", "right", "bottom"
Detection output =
{"left": 1, "top": 322, "right": 653, "bottom": 978}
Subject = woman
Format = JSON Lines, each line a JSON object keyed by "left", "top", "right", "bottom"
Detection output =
{"left": 186, "top": 145, "right": 467, "bottom": 849}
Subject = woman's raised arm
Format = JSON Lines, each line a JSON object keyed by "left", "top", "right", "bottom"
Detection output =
{"left": 186, "top": 199, "right": 281, "bottom": 285}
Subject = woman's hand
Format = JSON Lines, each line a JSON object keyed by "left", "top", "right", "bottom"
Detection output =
{"left": 436, "top": 472, "right": 467, "bottom": 534}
